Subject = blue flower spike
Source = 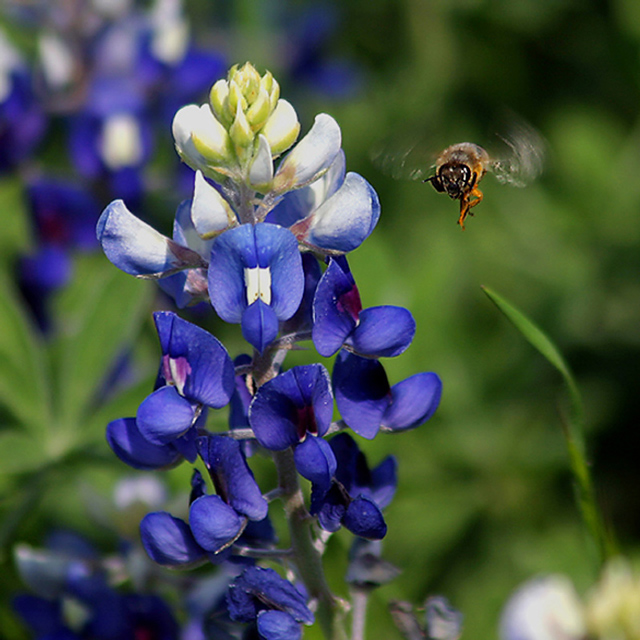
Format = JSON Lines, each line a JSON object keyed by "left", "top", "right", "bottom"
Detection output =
{"left": 249, "top": 364, "right": 336, "bottom": 489}
{"left": 332, "top": 351, "right": 442, "bottom": 439}
{"left": 208, "top": 223, "right": 304, "bottom": 352}
{"left": 313, "top": 256, "right": 415, "bottom": 358}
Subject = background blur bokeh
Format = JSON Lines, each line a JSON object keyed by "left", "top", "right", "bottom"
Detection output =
{"left": 2, "top": 0, "right": 640, "bottom": 638}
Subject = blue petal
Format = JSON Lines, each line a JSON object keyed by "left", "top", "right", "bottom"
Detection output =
{"left": 12, "top": 595, "right": 63, "bottom": 636}
{"left": 382, "top": 372, "right": 442, "bottom": 431}
{"left": 257, "top": 610, "right": 302, "bottom": 640}
{"left": 299, "top": 173, "right": 380, "bottom": 253}
{"left": 343, "top": 496, "right": 387, "bottom": 539}
{"left": 309, "top": 483, "right": 346, "bottom": 532}
{"left": 241, "top": 299, "right": 279, "bottom": 353}
{"left": 136, "top": 386, "right": 195, "bottom": 445}
{"left": 332, "top": 351, "right": 390, "bottom": 439}
{"left": 312, "top": 256, "right": 361, "bottom": 357}
{"left": 106, "top": 417, "right": 182, "bottom": 470}
{"left": 370, "top": 456, "right": 398, "bottom": 510}
{"left": 189, "top": 495, "right": 245, "bottom": 554}
{"left": 294, "top": 435, "right": 337, "bottom": 491}
{"left": 97, "top": 200, "right": 205, "bottom": 277}
{"left": 153, "top": 311, "right": 235, "bottom": 407}
{"left": 346, "top": 305, "right": 416, "bottom": 358}
{"left": 281, "top": 253, "right": 322, "bottom": 334}
{"left": 197, "top": 435, "right": 268, "bottom": 521}
{"left": 140, "top": 512, "right": 206, "bottom": 567}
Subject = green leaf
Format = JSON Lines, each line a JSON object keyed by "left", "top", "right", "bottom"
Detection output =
{"left": 51, "top": 255, "right": 154, "bottom": 434}
{"left": 0, "top": 271, "right": 52, "bottom": 434}
{"left": 0, "top": 176, "right": 30, "bottom": 264}
{"left": 482, "top": 285, "right": 617, "bottom": 565}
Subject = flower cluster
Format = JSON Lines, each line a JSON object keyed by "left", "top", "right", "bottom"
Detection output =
{"left": 98, "top": 62, "right": 442, "bottom": 640}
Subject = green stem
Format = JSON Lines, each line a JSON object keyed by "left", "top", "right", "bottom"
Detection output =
{"left": 273, "top": 449, "right": 347, "bottom": 640}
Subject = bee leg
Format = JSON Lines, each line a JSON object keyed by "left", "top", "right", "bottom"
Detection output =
{"left": 458, "top": 187, "right": 484, "bottom": 229}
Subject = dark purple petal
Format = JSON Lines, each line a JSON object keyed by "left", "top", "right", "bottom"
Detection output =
{"left": 12, "top": 595, "right": 63, "bottom": 637}
{"left": 345, "top": 305, "right": 416, "bottom": 358}
{"left": 343, "top": 496, "right": 387, "bottom": 539}
{"left": 312, "top": 256, "right": 361, "bottom": 357}
{"left": 227, "top": 567, "right": 314, "bottom": 625}
{"left": 332, "top": 351, "right": 390, "bottom": 439}
{"left": 140, "top": 512, "right": 206, "bottom": 567}
{"left": 153, "top": 312, "right": 235, "bottom": 407}
{"left": 294, "top": 435, "right": 336, "bottom": 491}
{"left": 257, "top": 610, "right": 302, "bottom": 640}
{"left": 106, "top": 417, "right": 182, "bottom": 470}
{"left": 189, "top": 495, "right": 246, "bottom": 554}
{"left": 250, "top": 365, "right": 333, "bottom": 450}
{"left": 241, "top": 299, "right": 279, "bottom": 353}
{"left": 281, "top": 252, "right": 322, "bottom": 334}
{"left": 383, "top": 372, "right": 442, "bottom": 431}
{"left": 197, "top": 436, "right": 268, "bottom": 521}
{"left": 136, "top": 386, "right": 195, "bottom": 445}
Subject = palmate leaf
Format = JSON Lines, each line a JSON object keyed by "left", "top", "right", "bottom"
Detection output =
{"left": 0, "top": 270, "right": 52, "bottom": 439}
{"left": 50, "top": 254, "right": 154, "bottom": 440}
{"left": 482, "top": 285, "right": 617, "bottom": 565}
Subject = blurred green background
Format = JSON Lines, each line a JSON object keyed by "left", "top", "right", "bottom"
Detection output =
{"left": 2, "top": 0, "right": 640, "bottom": 638}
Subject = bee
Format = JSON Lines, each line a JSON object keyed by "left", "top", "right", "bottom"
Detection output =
{"left": 372, "top": 120, "right": 545, "bottom": 230}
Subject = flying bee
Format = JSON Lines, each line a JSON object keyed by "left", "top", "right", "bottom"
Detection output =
{"left": 372, "top": 120, "right": 545, "bottom": 230}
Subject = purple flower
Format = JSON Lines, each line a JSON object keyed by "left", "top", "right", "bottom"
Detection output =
{"left": 249, "top": 364, "right": 336, "bottom": 490}
{"left": 312, "top": 256, "right": 415, "bottom": 358}
{"left": 333, "top": 351, "right": 442, "bottom": 439}
{"left": 227, "top": 566, "right": 314, "bottom": 640}
{"left": 310, "top": 432, "right": 397, "bottom": 539}
{"left": 208, "top": 223, "right": 304, "bottom": 353}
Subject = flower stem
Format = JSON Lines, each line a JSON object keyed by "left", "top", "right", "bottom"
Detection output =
{"left": 273, "top": 448, "right": 347, "bottom": 640}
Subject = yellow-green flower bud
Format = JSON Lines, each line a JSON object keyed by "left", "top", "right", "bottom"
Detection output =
{"left": 209, "top": 78, "right": 230, "bottom": 125}
{"left": 234, "top": 62, "right": 261, "bottom": 103}
{"left": 246, "top": 86, "right": 271, "bottom": 132}
{"left": 189, "top": 104, "right": 233, "bottom": 165}
{"left": 262, "top": 99, "right": 300, "bottom": 156}
{"left": 229, "top": 101, "right": 254, "bottom": 154}
{"left": 227, "top": 80, "right": 247, "bottom": 119}
{"left": 262, "top": 72, "right": 280, "bottom": 112}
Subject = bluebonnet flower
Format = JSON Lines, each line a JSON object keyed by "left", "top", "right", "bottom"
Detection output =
{"left": 249, "top": 364, "right": 336, "bottom": 490}
{"left": 333, "top": 351, "right": 442, "bottom": 439}
{"left": 13, "top": 531, "right": 179, "bottom": 640}
{"left": 310, "top": 432, "right": 396, "bottom": 540}
{"left": 226, "top": 566, "right": 314, "bottom": 640}
{"left": 312, "top": 255, "right": 415, "bottom": 358}
{"left": 141, "top": 441, "right": 269, "bottom": 565}
{"left": 0, "top": 30, "right": 46, "bottom": 172}
{"left": 106, "top": 311, "right": 235, "bottom": 467}
{"left": 18, "top": 178, "right": 100, "bottom": 331}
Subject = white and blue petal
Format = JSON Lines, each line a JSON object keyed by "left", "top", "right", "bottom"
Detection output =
{"left": 191, "top": 170, "right": 237, "bottom": 239}
{"left": 294, "top": 172, "right": 380, "bottom": 254}
{"left": 97, "top": 199, "right": 205, "bottom": 277}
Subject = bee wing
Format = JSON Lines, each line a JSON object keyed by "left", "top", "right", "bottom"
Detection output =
{"left": 488, "top": 121, "right": 545, "bottom": 187}
{"left": 369, "top": 132, "right": 438, "bottom": 181}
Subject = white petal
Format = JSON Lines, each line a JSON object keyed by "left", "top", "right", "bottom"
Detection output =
{"left": 191, "top": 170, "right": 236, "bottom": 238}
{"left": 273, "top": 113, "right": 341, "bottom": 193}
{"left": 248, "top": 135, "right": 274, "bottom": 189}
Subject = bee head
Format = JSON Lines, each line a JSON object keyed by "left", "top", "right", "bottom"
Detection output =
{"left": 433, "top": 163, "right": 473, "bottom": 200}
